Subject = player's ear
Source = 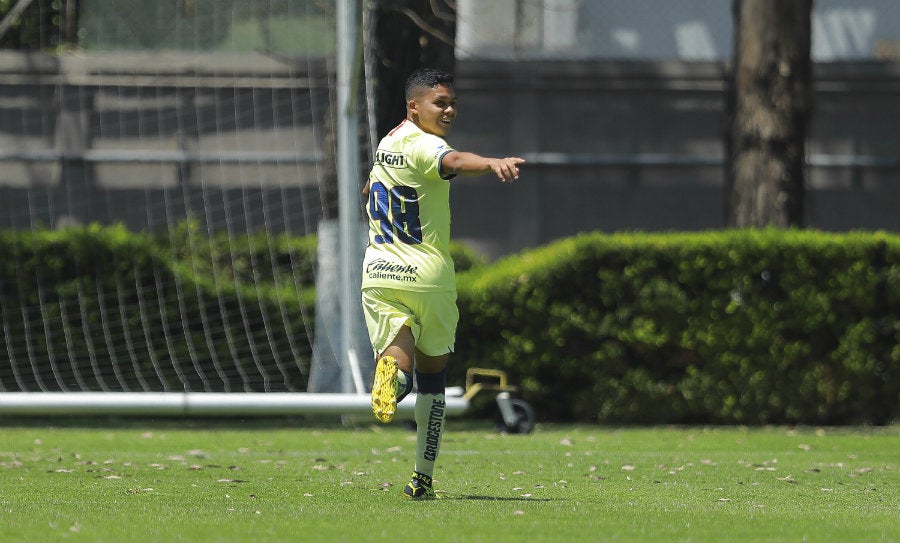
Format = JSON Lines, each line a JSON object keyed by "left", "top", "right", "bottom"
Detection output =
{"left": 407, "top": 98, "right": 418, "bottom": 115}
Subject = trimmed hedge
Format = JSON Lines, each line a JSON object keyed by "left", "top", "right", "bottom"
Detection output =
{"left": 0, "top": 223, "right": 481, "bottom": 395}
{"left": 454, "top": 229, "right": 900, "bottom": 425}
{"left": 0, "top": 224, "right": 315, "bottom": 393}
{"left": 2, "top": 225, "right": 898, "bottom": 424}
{"left": 154, "top": 220, "right": 319, "bottom": 294}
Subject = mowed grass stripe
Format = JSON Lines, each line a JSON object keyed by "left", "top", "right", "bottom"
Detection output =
{"left": 0, "top": 422, "right": 897, "bottom": 543}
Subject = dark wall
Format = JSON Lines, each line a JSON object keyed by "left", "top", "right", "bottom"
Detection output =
{"left": 0, "top": 52, "right": 330, "bottom": 236}
{"left": 448, "top": 60, "right": 900, "bottom": 259}
{"left": 1, "top": 54, "right": 898, "bottom": 259}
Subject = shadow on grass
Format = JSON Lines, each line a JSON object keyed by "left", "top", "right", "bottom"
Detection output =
{"left": 444, "top": 495, "right": 556, "bottom": 502}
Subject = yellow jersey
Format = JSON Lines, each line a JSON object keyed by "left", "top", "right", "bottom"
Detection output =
{"left": 362, "top": 119, "right": 456, "bottom": 292}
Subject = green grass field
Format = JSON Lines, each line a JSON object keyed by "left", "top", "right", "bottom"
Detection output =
{"left": 1, "top": 420, "right": 897, "bottom": 542}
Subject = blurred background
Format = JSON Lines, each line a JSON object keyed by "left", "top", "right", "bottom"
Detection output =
{"left": 1, "top": 0, "right": 898, "bottom": 259}
{"left": 0, "top": 1, "right": 898, "bottom": 405}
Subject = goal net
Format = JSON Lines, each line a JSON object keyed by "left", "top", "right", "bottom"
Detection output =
{"left": 0, "top": 0, "right": 375, "bottom": 413}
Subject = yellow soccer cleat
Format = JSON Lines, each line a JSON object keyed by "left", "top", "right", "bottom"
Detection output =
{"left": 371, "top": 355, "right": 399, "bottom": 423}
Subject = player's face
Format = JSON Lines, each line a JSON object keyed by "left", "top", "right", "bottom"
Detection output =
{"left": 409, "top": 84, "right": 457, "bottom": 137}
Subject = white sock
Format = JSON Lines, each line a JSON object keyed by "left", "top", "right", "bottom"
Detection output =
{"left": 414, "top": 392, "right": 446, "bottom": 478}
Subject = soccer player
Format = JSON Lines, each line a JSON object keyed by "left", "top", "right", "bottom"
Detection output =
{"left": 361, "top": 67, "right": 524, "bottom": 499}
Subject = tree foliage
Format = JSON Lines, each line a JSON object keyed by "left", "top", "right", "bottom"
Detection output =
{"left": 0, "top": 0, "right": 75, "bottom": 50}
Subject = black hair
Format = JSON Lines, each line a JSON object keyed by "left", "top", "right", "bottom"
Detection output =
{"left": 404, "top": 68, "right": 454, "bottom": 101}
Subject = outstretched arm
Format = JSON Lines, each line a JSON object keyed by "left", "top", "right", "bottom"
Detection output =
{"left": 441, "top": 151, "right": 525, "bottom": 182}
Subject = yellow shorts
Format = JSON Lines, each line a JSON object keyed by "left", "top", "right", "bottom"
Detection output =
{"left": 361, "top": 287, "right": 458, "bottom": 357}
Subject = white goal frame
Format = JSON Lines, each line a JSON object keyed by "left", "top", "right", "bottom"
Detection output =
{"left": 0, "top": 0, "right": 374, "bottom": 417}
{"left": 0, "top": 391, "right": 468, "bottom": 417}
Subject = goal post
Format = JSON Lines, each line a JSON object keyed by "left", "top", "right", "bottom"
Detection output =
{"left": 0, "top": 1, "right": 378, "bottom": 415}
{"left": 0, "top": 392, "right": 469, "bottom": 417}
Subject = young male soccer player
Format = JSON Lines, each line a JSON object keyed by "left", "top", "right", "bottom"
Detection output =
{"left": 361, "top": 68, "right": 524, "bottom": 499}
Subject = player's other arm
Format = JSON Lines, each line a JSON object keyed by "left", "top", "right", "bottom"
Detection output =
{"left": 441, "top": 151, "right": 524, "bottom": 183}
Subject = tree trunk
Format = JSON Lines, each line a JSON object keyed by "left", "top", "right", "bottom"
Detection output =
{"left": 369, "top": 0, "right": 457, "bottom": 139}
{"left": 726, "top": 0, "right": 813, "bottom": 228}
